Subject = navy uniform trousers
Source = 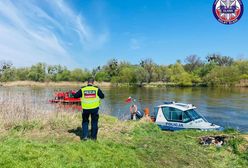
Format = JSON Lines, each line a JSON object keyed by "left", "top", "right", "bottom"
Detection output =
{"left": 82, "top": 107, "right": 99, "bottom": 140}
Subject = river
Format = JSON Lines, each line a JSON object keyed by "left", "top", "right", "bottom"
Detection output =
{"left": 0, "top": 86, "right": 247, "bottom": 132}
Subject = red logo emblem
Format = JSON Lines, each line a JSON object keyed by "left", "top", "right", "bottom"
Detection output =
{"left": 213, "top": 0, "right": 244, "bottom": 24}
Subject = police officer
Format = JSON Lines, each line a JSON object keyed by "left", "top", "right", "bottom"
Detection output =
{"left": 73, "top": 77, "right": 104, "bottom": 140}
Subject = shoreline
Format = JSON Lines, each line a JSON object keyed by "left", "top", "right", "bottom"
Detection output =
{"left": 0, "top": 81, "right": 112, "bottom": 88}
{"left": 0, "top": 80, "right": 247, "bottom": 88}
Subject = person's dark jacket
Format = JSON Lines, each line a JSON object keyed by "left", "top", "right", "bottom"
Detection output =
{"left": 73, "top": 84, "right": 104, "bottom": 99}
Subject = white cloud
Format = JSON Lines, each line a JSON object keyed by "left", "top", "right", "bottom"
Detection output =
{"left": 0, "top": 0, "right": 108, "bottom": 67}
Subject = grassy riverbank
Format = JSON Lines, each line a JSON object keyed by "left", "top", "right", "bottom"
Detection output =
{"left": 0, "top": 112, "right": 248, "bottom": 168}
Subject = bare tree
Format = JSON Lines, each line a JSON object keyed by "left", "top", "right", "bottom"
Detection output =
{"left": 206, "top": 54, "right": 234, "bottom": 66}
{"left": 140, "top": 58, "right": 156, "bottom": 83}
{"left": 184, "top": 55, "right": 203, "bottom": 72}
{"left": 0, "top": 60, "right": 13, "bottom": 74}
{"left": 105, "top": 59, "right": 119, "bottom": 77}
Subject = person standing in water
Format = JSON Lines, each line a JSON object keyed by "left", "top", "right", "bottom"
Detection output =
{"left": 130, "top": 104, "right": 138, "bottom": 120}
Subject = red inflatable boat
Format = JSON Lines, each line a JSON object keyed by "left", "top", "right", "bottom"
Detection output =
{"left": 49, "top": 90, "right": 81, "bottom": 111}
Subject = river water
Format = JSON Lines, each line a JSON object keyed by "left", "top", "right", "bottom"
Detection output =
{"left": 0, "top": 86, "right": 247, "bottom": 132}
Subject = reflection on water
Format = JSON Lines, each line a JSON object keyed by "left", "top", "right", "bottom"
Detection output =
{"left": 0, "top": 86, "right": 247, "bottom": 132}
{"left": 103, "top": 87, "right": 248, "bottom": 132}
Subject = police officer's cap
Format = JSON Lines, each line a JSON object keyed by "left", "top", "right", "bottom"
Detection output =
{"left": 88, "top": 77, "right": 94, "bottom": 83}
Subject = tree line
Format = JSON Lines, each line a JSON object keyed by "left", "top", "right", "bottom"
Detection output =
{"left": 0, "top": 54, "right": 248, "bottom": 86}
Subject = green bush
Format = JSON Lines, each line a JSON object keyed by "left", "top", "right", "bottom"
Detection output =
{"left": 70, "top": 69, "right": 90, "bottom": 82}
{"left": 0, "top": 68, "right": 16, "bottom": 82}
{"left": 204, "top": 66, "right": 239, "bottom": 86}
{"left": 27, "top": 63, "right": 46, "bottom": 82}
{"left": 95, "top": 71, "right": 110, "bottom": 82}
{"left": 1, "top": 57, "right": 247, "bottom": 86}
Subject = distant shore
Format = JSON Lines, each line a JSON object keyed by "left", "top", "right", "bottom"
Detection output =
{"left": 1, "top": 80, "right": 247, "bottom": 88}
{"left": 0, "top": 81, "right": 111, "bottom": 88}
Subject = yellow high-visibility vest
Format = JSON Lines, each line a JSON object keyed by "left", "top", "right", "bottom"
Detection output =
{"left": 81, "top": 86, "right": 100, "bottom": 109}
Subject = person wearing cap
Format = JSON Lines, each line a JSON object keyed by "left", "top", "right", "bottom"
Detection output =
{"left": 73, "top": 78, "right": 104, "bottom": 140}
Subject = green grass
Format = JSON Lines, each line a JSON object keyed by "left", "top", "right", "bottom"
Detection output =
{"left": 0, "top": 113, "right": 247, "bottom": 168}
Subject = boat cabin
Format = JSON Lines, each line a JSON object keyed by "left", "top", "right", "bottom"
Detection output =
{"left": 153, "top": 102, "right": 222, "bottom": 131}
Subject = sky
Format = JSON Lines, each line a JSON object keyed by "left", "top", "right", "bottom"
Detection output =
{"left": 0, "top": 0, "right": 247, "bottom": 69}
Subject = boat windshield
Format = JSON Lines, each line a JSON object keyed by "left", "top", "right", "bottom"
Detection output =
{"left": 184, "top": 109, "right": 202, "bottom": 121}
